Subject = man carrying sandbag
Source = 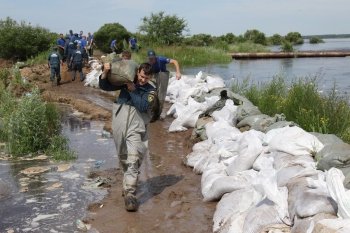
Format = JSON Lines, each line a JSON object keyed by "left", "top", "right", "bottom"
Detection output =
{"left": 147, "top": 50, "right": 182, "bottom": 118}
{"left": 99, "top": 62, "right": 156, "bottom": 212}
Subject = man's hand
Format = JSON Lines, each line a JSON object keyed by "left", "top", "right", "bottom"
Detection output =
{"left": 176, "top": 72, "right": 182, "bottom": 80}
{"left": 101, "top": 63, "right": 111, "bottom": 79}
{"left": 126, "top": 82, "right": 135, "bottom": 91}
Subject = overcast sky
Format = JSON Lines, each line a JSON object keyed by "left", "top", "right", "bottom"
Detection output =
{"left": 1, "top": 0, "right": 349, "bottom": 36}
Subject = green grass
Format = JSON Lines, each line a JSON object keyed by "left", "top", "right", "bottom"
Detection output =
{"left": 232, "top": 75, "right": 350, "bottom": 142}
{"left": 25, "top": 50, "right": 50, "bottom": 66}
{"left": 131, "top": 46, "right": 232, "bottom": 67}
{"left": 229, "top": 42, "right": 270, "bottom": 53}
{"left": 46, "top": 135, "right": 76, "bottom": 161}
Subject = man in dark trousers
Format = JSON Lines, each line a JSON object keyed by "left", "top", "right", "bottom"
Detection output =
{"left": 48, "top": 46, "right": 63, "bottom": 86}
{"left": 70, "top": 44, "right": 86, "bottom": 81}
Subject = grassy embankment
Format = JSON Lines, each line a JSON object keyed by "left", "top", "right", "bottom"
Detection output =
{"left": 131, "top": 42, "right": 269, "bottom": 67}
{"left": 232, "top": 76, "right": 350, "bottom": 143}
{"left": 0, "top": 68, "right": 75, "bottom": 160}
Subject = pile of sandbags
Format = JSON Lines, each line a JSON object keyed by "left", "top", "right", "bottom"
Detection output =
{"left": 165, "top": 71, "right": 350, "bottom": 233}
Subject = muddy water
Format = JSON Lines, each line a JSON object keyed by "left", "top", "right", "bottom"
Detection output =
{"left": 0, "top": 110, "right": 116, "bottom": 233}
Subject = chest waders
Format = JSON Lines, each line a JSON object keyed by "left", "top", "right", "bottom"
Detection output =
{"left": 112, "top": 103, "right": 148, "bottom": 196}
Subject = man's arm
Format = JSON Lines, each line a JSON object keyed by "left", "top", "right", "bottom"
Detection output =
{"left": 169, "top": 59, "right": 181, "bottom": 80}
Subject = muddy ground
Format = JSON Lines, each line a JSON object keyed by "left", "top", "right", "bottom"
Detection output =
{"left": 19, "top": 64, "right": 216, "bottom": 233}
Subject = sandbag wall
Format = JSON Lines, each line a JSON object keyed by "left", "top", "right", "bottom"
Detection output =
{"left": 166, "top": 71, "right": 350, "bottom": 233}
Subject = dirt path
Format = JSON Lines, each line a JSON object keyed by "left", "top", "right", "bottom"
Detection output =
{"left": 20, "top": 65, "right": 216, "bottom": 233}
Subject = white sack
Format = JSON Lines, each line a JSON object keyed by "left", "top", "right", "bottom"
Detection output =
{"left": 326, "top": 167, "right": 350, "bottom": 219}
{"left": 226, "top": 130, "right": 265, "bottom": 175}
{"left": 205, "top": 75, "right": 225, "bottom": 91}
{"left": 265, "top": 126, "right": 324, "bottom": 156}
{"left": 212, "top": 100, "right": 238, "bottom": 126}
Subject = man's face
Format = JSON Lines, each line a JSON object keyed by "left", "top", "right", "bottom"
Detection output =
{"left": 137, "top": 69, "right": 151, "bottom": 86}
{"left": 148, "top": 56, "right": 156, "bottom": 64}
{"left": 60, "top": 34, "right": 63, "bottom": 38}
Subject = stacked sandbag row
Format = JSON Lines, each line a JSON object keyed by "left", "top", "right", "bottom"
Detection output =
{"left": 166, "top": 71, "right": 350, "bottom": 233}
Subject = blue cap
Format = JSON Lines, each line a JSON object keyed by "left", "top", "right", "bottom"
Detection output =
{"left": 147, "top": 50, "right": 156, "bottom": 57}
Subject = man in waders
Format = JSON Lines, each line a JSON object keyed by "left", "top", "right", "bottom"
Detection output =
{"left": 70, "top": 44, "right": 86, "bottom": 82}
{"left": 99, "top": 63, "right": 156, "bottom": 211}
{"left": 147, "top": 50, "right": 181, "bottom": 119}
{"left": 48, "top": 46, "right": 63, "bottom": 86}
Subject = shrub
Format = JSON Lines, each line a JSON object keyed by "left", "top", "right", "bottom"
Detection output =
{"left": 285, "top": 32, "right": 304, "bottom": 45}
{"left": 5, "top": 89, "right": 61, "bottom": 155}
{"left": 244, "top": 29, "right": 267, "bottom": 45}
{"left": 281, "top": 41, "right": 294, "bottom": 52}
{"left": 309, "top": 37, "right": 324, "bottom": 44}
{"left": 46, "top": 135, "right": 76, "bottom": 161}
{"left": 229, "top": 41, "right": 269, "bottom": 53}
{"left": 269, "top": 34, "right": 283, "bottom": 45}
{"left": 94, "top": 23, "right": 130, "bottom": 53}
{"left": 0, "top": 17, "right": 55, "bottom": 60}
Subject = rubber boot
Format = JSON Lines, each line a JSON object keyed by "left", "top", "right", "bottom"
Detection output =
{"left": 124, "top": 193, "right": 138, "bottom": 212}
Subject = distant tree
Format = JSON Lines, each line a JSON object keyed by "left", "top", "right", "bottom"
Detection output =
{"left": 94, "top": 23, "right": 130, "bottom": 53}
{"left": 281, "top": 41, "right": 294, "bottom": 52}
{"left": 309, "top": 37, "right": 324, "bottom": 44}
{"left": 285, "top": 32, "right": 304, "bottom": 45}
{"left": 184, "top": 34, "right": 214, "bottom": 46}
{"left": 219, "top": 33, "right": 236, "bottom": 44}
{"left": 244, "top": 29, "right": 267, "bottom": 45}
{"left": 139, "top": 11, "right": 188, "bottom": 45}
{"left": 269, "top": 34, "right": 283, "bottom": 45}
{"left": 0, "top": 17, "right": 55, "bottom": 60}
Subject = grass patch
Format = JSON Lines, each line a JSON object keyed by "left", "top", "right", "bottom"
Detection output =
{"left": 131, "top": 45, "right": 232, "bottom": 67}
{"left": 25, "top": 50, "right": 50, "bottom": 66}
{"left": 46, "top": 135, "right": 76, "bottom": 161}
{"left": 0, "top": 81, "right": 75, "bottom": 160}
{"left": 232, "top": 75, "right": 350, "bottom": 142}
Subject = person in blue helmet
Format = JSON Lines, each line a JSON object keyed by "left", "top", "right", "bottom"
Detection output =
{"left": 99, "top": 62, "right": 156, "bottom": 212}
{"left": 70, "top": 44, "right": 86, "bottom": 81}
{"left": 48, "top": 46, "right": 63, "bottom": 86}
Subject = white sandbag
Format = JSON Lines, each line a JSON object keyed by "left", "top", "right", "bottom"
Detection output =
{"left": 287, "top": 177, "right": 337, "bottom": 222}
{"left": 272, "top": 152, "right": 316, "bottom": 170}
{"left": 252, "top": 169, "right": 290, "bottom": 224}
{"left": 205, "top": 75, "right": 225, "bottom": 91}
{"left": 202, "top": 169, "right": 257, "bottom": 202}
{"left": 213, "top": 188, "right": 262, "bottom": 233}
{"left": 312, "top": 218, "right": 350, "bottom": 233}
{"left": 168, "top": 98, "right": 206, "bottom": 132}
{"left": 326, "top": 167, "right": 350, "bottom": 219}
{"left": 226, "top": 130, "right": 265, "bottom": 175}
{"left": 84, "top": 68, "right": 102, "bottom": 88}
{"left": 291, "top": 213, "right": 336, "bottom": 233}
{"left": 242, "top": 197, "right": 290, "bottom": 233}
{"left": 212, "top": 100, "right": 238, "bottom": 126}
{"left": 205, "top": 120, "right": 241, "bottom": 145}
{"left": 265, "top": 126, "right": 324, "bottom": 156}
{"left": 252, "top": 151, "right": 274, "bottom": 171}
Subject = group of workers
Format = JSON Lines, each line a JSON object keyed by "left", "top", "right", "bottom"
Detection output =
{"left": 48, "top": 30, "right": 182, "bottom": 212}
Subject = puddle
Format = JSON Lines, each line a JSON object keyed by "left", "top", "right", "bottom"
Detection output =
{"left": 0, "top": 107, "right": 117, "bottom": 232}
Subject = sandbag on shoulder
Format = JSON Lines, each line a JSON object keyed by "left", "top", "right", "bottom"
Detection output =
{"left": 312, "top": 218, "right": 350, "bottom": 233}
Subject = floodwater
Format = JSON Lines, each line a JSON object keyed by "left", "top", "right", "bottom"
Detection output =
{"left": 0, "top": 107, "right": 116, "bottom": 233}
{"left": 184, "top": 38, "right": 350, "bottom": 94}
